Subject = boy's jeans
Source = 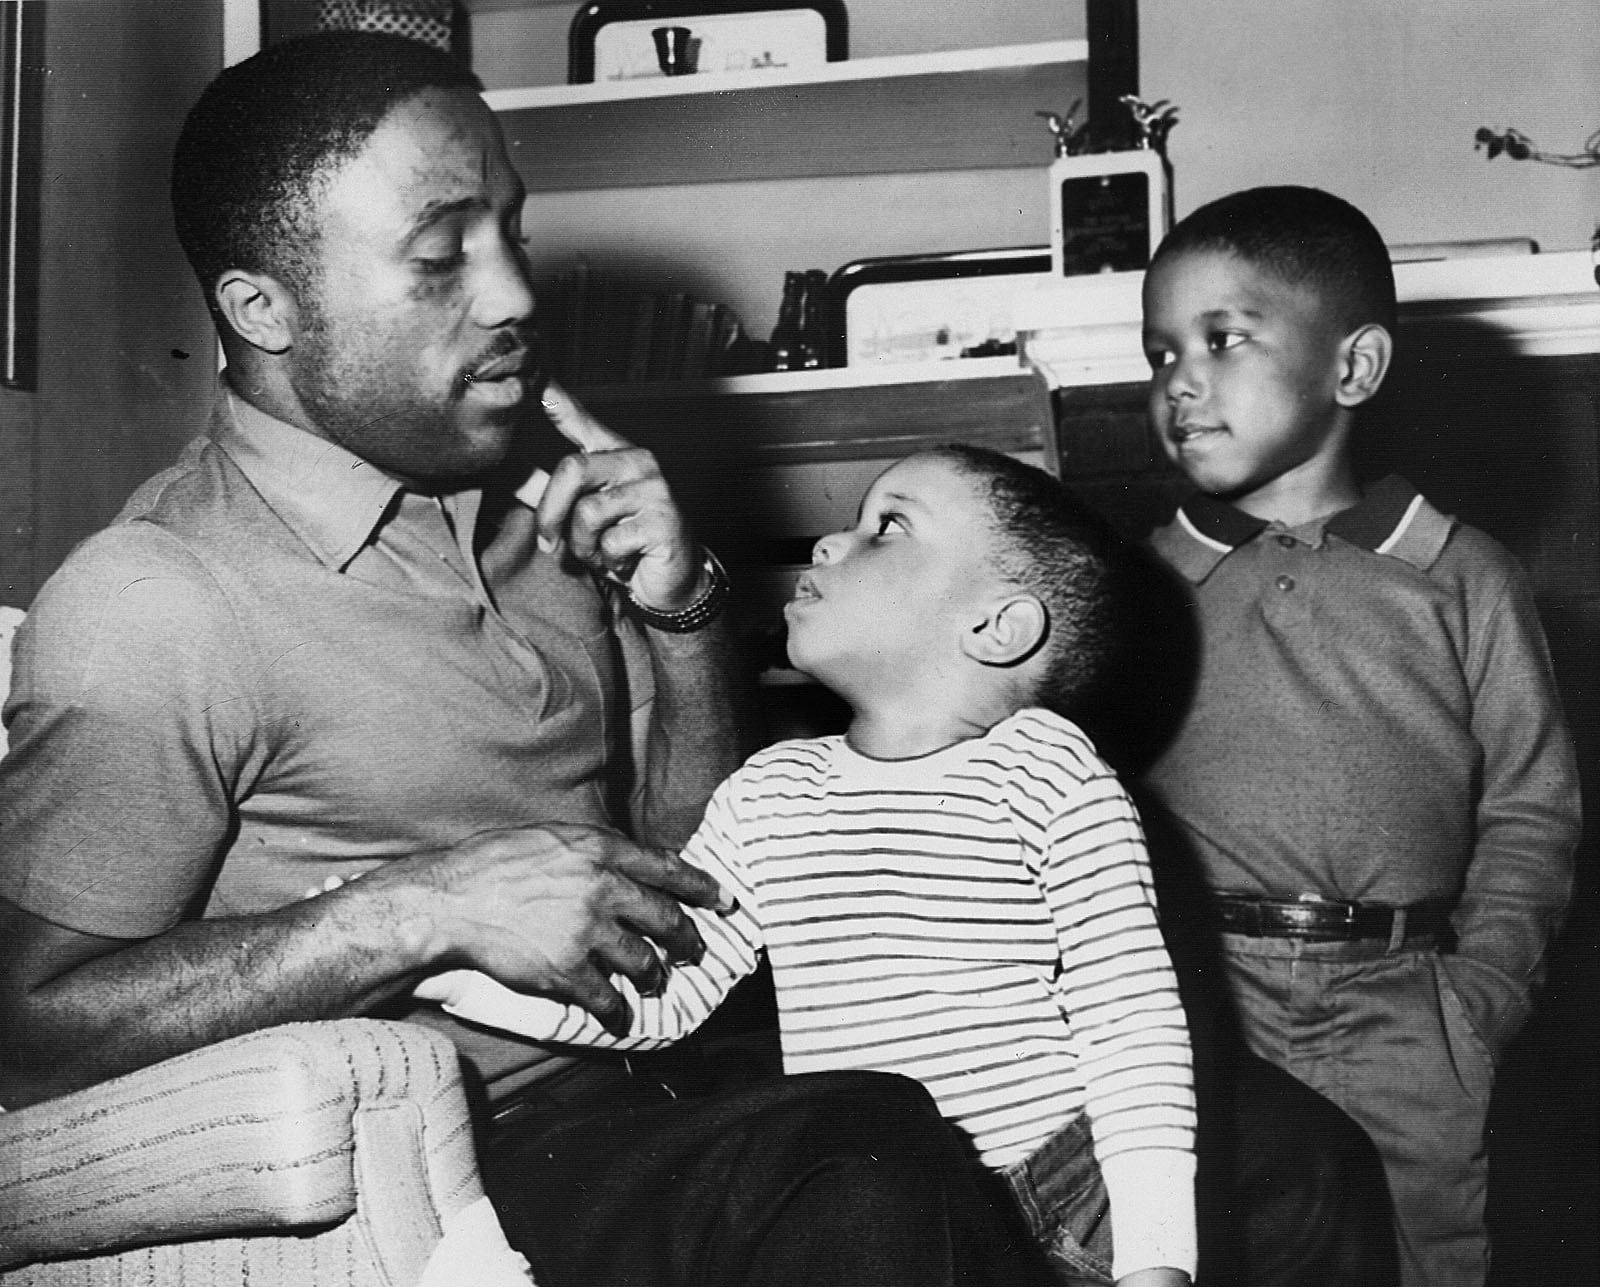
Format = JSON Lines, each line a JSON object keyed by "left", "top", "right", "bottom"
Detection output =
{"left": 1220, "top": 934, "right": 1495, "bottom": 1287}
{"left": 1000, "top": 1113, "right": 1115, "bottom": 1286}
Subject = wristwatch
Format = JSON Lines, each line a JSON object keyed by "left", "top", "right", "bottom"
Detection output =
{"left": 621, "top": 548, "right": 730, "bottom": 633}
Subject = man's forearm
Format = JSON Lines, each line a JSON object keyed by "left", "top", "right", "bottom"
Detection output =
{"left": 1, "top": 822, "right": 728, "bottom": 1109}
{"left": 0, "top": 875, "right": 438, "bottom": 1108}
{"left": 633, "top": 615, "right": 754, "bottom": 848}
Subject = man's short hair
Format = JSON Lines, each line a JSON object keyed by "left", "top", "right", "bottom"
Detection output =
{"left": 929, "top": 444, "right": 1121, "bottom": 717}
{"left": 171, "top": 31, "right": 482, "bottom": 316}
{"left": 1151, "top": 185, "right": 1397, "bottom": 334}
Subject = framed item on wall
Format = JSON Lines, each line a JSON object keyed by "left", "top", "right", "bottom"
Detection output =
{"left": 568, "top": 0, "right": 848, "bottom": 84}
{"left": 2, "top": 0, "right": 43, "bottom": 390}
{"left": 827, "top": 247, "right": 1052, "bottom": 368}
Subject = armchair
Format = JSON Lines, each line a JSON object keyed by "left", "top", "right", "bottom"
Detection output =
{"left": 0, "top": 1018, "right": 531, "bottom": 1286}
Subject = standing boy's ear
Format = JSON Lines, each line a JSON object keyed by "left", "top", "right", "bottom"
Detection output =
{"left": 964, "top": 593, "right": 1048, "bottom": 668}
{"left": 215, "top": 269, "right": 298, "bottom": 356}
{"left": 1334, "top": 323, "right": 1393, "bottom": 408}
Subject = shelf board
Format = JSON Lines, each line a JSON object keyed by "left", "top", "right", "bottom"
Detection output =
{"left": 489, "top": 40, "right": 1088, "bottom": 190}
{"left": 574, "top": 352, "right": 1029, "bottom": 400}
{"left": 575, "top": 355, "right": 1050, "bottom": 464}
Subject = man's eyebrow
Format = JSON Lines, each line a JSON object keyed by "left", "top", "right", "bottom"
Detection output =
{"left": 401, "top": 196, "right": 487, "bottom": 244}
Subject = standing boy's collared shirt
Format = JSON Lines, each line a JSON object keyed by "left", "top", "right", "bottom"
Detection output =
{"left": 0, "top": 379, "right": 646, "bottom": 1095}
{"left": 1144, "top": 476, "right": 1580, "bottom": 1012}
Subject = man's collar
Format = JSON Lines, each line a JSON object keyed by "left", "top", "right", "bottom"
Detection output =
{"left": 209, "top": 379, "right": 404, "bottom": 571}
{"left": 1158, "top": 475, "right": 1454, "bottom": 583}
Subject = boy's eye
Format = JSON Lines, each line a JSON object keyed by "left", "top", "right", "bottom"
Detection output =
{"left": 1145, "top": 347, "right": 1175, "bottom": 370}
{"left": 1208, "top": 331, "right": 1246, "bottom": 353}
{"left": 874, "top": 513, "right": 906, "bottom": 537}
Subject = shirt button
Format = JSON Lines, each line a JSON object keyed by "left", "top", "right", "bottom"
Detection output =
{"left": 1276, "top": 574, "right": 1295, "bottom": 592}
{"left": 1277, "top": 534, "right": 1296, "bottom": 549}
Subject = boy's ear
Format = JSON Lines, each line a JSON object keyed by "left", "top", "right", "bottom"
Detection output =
{"left": 1334, "top": 323, "right": 1393, "bottom": 408}
{"left": 215, "top": 269, "right": 298, "bottom": 355}
{"left": 964, "top": 593, "right": 1048, "bottom": 668}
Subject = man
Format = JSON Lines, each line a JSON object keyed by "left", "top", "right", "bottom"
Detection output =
{"left": 0, "top": 32, "right": 1042, "bottom": 1287}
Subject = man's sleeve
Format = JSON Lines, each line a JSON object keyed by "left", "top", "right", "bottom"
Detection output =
{"left": 1449, "top": 547, "right": 1581, "bottom": 1054}
{"left": 0, "top": 530, "right": 256, "bottom": 938}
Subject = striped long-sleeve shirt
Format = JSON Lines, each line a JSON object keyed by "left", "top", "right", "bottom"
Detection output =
{"left": 423, "top": 708, "right": 1196, "bottom": 1277}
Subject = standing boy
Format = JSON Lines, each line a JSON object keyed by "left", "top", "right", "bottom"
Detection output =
{"left": 1136, "top": 185, "right": 1581, "bottom": 1287}
{"left": 424, "top": 445, "right": 1199, "bottom": 1286}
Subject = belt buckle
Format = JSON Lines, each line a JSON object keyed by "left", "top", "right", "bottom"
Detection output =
{"left": 1292, "top": 894, "right": 1357, "bottom": 940}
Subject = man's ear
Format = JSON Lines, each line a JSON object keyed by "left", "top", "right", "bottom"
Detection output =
{"left": 215, "top": 269, "right": 298, "bottom": 355}
{"left": 964, "top": 593, "right": 1048, "bottom": 668}
{"left": 1334, "top": 323, "right": 1393, "bottom": 408}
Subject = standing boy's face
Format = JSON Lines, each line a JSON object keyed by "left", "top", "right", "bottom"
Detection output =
{"left": 784, "top": 454, "right": 1002, "bottom": 701}
{"left": 1141, "top": 248, "right": 1351, "bottom": 513}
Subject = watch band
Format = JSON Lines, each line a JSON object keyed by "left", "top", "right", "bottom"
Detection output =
{"left": 621, "top": 548, "right": 730, "bottom": 633}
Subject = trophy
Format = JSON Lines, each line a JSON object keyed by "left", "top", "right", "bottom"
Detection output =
{"left": 1043, "top": 95, "right": 1178, "bottom": 278}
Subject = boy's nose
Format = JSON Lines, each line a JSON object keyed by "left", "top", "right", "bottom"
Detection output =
{"left": 811, "top": 532, "right": 844, "bottom": 565}
{"left": 1164, "top": 353, "right": 1203, "bottom": 401}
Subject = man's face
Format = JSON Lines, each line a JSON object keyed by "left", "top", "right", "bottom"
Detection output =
{"left": 289, "top": 86, "right": 538, "bottom": 488}
{"left": 1141, "top": 248, "right": 1349, "bottom": 516}
{"left": 784, "top": 454, "right": 1003, "bottom": 702}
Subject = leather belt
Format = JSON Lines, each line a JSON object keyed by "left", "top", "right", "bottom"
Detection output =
{"left": 1211, "top": 894, "right": 1454, "bottom": 944}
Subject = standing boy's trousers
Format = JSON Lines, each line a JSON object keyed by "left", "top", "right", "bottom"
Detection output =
{"left": 1220, "top": 933, "right": 1496, "bottom": 1287}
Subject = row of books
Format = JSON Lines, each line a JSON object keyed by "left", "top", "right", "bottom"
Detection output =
{"left": 537, "top": 259, "right": 755, "bottom": 387}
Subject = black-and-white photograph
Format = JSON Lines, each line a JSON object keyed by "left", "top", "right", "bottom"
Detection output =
{"left": 1, "top": 3, "right": 1595, "bottom": 1285}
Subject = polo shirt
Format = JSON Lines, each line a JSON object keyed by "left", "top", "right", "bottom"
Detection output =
{"left": 1144, "top": 477, "right": 1579, "bottom": 989}
{"left": 0, "top": 379, "right": 651, "bottom": 1092}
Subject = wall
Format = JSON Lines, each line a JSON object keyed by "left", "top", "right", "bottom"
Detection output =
{"left": 1142, "top": 0, "right": 1600, "bottom": 254}
{"left": 519, "top": 1, "right": 1598, "bottom": 346}
{"left": 1, "top": 1, "right": 222, "bottom": 607}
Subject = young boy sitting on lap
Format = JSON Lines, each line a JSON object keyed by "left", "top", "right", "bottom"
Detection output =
{"left": 423, "top": 444, "right": 1198, "bottom": 1286}
{"left": 1137, "top": 185, "right": 1580, "bottom": 1287}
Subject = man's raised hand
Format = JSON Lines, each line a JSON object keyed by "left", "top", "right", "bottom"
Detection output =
{"left": 533, "top": 382, "right": 709, "bottom": 612}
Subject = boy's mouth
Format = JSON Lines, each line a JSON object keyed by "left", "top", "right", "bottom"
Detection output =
{"left": 1170, "top": 421, "right": 1224, "bottom": 444}
{"left": 790, "top": 572, "right": 820, "bottom": 602}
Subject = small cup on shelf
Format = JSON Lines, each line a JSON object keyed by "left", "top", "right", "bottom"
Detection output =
{"left": 652, "top": 26, "right": 700, "bottom": 76}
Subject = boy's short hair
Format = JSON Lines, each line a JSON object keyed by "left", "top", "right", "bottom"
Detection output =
{"left": 1151, "top": 185, "right": 1397, "bottom": 334}
{"left": 171, "top": 31, "right": 482, "bottom": 318}
{"left": 928, "top": 445, "right": 1120, "bottom": 717}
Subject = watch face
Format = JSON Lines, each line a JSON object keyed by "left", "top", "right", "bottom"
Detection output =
{"left": 592, "top": 9, "right": 828, "bottom": 81}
